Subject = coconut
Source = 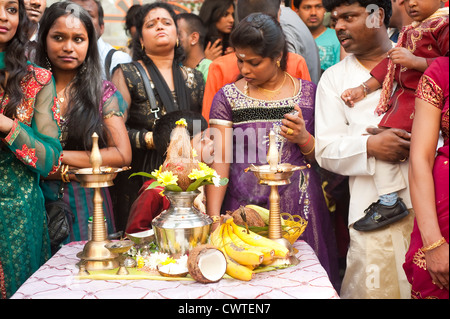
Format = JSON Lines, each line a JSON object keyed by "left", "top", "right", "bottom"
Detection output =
{"left": 161, "top": 161, "right": 199, "bottom": 191}
{"left": 161, "top": 122, "right": 200, "bottom": 191}
{"left": 187, "top": 244, "right": 227, "bottom": 283}
{"left": 228, "top": 206, "right": 265, "bottom": 227}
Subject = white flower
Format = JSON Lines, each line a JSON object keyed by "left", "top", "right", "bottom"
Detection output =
{"left": 212, "top": 171, "right": 222, "bottom": 187}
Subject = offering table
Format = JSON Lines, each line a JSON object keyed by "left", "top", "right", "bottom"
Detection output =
{"left": 11, "top": 240, "right": 339, "bottom": 299}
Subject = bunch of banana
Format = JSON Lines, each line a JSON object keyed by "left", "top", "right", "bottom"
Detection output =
{"left": 209, "top": 221, "right": 253, "bottom": 281}
{"left": 209, "top": 217, "right": 290, "bottom": 281}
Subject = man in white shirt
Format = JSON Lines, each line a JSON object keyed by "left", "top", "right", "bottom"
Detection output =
{"left": 71, "top": 0, "right": 131, "bottom": 80}
{"left": 315, "top": 0, "right": 414, "bottom": 299}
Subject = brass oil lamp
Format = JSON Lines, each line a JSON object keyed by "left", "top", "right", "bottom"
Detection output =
{"left": 72, "top": 133, "right": 129, "bottom": 272}
{"left": 246, "top": 130, "right": 310, "bottom": 266}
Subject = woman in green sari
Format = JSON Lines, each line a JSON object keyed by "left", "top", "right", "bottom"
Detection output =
{"left": 0, "top": 0, "right": 63, "bottom": 298}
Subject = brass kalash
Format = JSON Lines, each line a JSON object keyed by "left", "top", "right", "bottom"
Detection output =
{"left": 71, "top": 133, "right": 130, "bottom": 273}
{"left": 246, "top": 130, "right": 310, "bottom": 266}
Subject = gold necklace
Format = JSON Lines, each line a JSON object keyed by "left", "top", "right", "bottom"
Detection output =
{"left": 57, "top": 90, "right": 66, "bottom": 104}
{"left": 256, "top": 72, "right": 287, "bottom": 96}
{"left": 286, "top": 72, "right": 297, "bottom": 96}
{"left": 244, "top": 72, "right": 288, "bottom": 99}
{"left": 56, "top": 82, "right": 72, "bottom": 105}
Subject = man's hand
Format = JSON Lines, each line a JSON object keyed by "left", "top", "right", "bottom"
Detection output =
{"left": 366, "top": 127, "right": 411, "bottom": 162}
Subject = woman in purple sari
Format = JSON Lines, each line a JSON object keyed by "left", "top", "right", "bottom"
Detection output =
{"left": 207, "top": 13, "right": 339, "bottom": 288}
{"left": 404, "top": 57, "right": 449, "bottom": 299}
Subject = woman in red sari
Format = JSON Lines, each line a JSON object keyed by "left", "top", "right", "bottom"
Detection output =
{"left": 404, "top": 57, "right": 449, "bottom": 299}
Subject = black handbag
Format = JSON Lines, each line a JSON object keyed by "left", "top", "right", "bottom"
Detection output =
{"left": 45, "top": 182, "right": 74, "bottom": 254}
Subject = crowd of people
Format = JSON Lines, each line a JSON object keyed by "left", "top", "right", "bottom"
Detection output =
{"left": 0, "top": 0, "right": 448, "bottom": 300}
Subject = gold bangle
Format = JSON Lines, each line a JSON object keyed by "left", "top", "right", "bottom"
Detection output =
{"left": 145, "top": 132, "right": 154, "bottom": 149}
{"left": 211, "top": 215, "right": 220, "bottom": 223}
{"left": 421, "top": 237, "right": 447, "bottom": 252}
{"left": 301, "top": 144, "right": 315, "bottom": 156}
{"left": 301, "top": 136, "right": 315, "bottom": 156}
{"left": 61, "top": 164, "right": 70, "bottom": 183}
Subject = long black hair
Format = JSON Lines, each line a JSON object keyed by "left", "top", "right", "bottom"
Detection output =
{"left": 198, "top": 0, "right": 234, "bottom": 53}
{"left": 230, "top": 13, "right": 288, "bottom": 71}
{"left": 132, "top": 2, "right": 185, "bottom": 64}
{"left": 35, "top": 1, "right": 106, "bottom": 150}
{"left": 1, "top": 0, "right": 31, "bottom": 119}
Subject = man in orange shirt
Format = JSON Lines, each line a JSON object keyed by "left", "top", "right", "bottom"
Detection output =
{"left": 202, "top": 0, "right": 311, "bottom": 123}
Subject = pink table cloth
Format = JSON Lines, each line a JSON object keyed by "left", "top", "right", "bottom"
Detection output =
{"left": 11, "top": 240, "right": 339, "bottom": 299}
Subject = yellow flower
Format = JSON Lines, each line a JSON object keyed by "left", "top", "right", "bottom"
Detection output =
{"left": 157, "top": 171, "right": 178, "bottom": 186}
{"left": 151, "top": 165, "right": 162, "bottom": 178}
{"left": 161, "top": 257, "right": 176, "bottom": 265}
{"left": 136, "top": 255, "right": 145, "bottom": 269}
{"left": 175, "top": 118, "right": 187, "bottom": 127}
{"left": 198, "top": 162, "right": 216, "bottom": 176}
{"left": 188, "top": 168, "right": 207, "bottom": 180}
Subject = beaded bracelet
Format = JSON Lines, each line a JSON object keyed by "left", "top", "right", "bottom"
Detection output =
{"left": 421, "top": 237, "right": 447, "bottom": 252}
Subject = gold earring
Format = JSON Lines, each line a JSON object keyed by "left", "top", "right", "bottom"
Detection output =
{"left": 276, "top": 60, "right": 281, "bottom": 68}
{"left": 141, "top": 43, "right": 145, "bottom": 51}
{"left": 176, "top": 38, "right": 180, "bottom": 47}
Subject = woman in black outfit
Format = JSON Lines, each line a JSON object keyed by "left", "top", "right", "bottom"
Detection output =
{"left": 111, "top": 2, "right": 204, "bottom": 232}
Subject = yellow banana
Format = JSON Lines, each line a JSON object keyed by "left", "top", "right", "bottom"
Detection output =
{"left": 209, "top": 223, "right": 253, "bottom": 281}
{"left": 245, "top": 204, "right": 285, "bottom": 226}
{"left": 222, "top": 224, "right": 264, "bottom": 266}
{"left": 209, "top": 223, "right": 223, "bottom": 248}
{"left": 224, "top": 254, "right": 254, "bottom": 281}
{"left": 225, "top": 223, "right": 274, "bottom": 264}
{"left": 229, "top": 219, "right": 289, "bottom": 258}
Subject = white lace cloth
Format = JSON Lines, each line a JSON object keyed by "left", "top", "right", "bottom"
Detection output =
{"left": 11, "top": 240, "right": 339, "bottom": 299}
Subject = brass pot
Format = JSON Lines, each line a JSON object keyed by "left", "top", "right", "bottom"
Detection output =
{"left": 152, "top": 190, "right": 212, "bottom": 257}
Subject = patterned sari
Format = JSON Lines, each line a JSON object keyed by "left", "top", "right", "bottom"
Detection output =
{"left": 209, "top": 80, "right": 340, "bottom": 288}
{"left": 0, "top": 63, "right": 63, "bottom": 298}
{"left": 403, "top": 57, "right": 449, "bottom": 299}
{"left": 40, "top": 81, "right": 127, "bottom": 243}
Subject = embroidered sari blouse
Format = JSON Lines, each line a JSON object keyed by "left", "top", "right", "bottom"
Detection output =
{"left": 416, "top": 57, "right": 449, "bottom": 142}
{"left": 1, "top": 64, "right": 62, "bottom": 176}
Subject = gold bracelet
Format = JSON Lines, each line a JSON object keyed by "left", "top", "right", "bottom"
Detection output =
{"left": 421, "top": 237, "right": 447, "bottom": 252}
{"left": 361, "top": 82, "right": 369, "bottom": 97}
{"left": 145, "top": 132, "right": 154, "bottom": 149}
{"left": 301, "top": 137, "right": 315, "bottom": 156}
{"left": 61, "top": 164, "right": 70, "bottom": 183}
{"left": 211, "top": 215, "right": 220, "bottom": 223}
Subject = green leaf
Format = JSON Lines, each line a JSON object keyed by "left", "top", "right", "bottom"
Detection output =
{"left": 129, "top": 172, "right": 157, "bottom": 180}
{"left": 164, "top": 184, "right": 183, "bottom": 192}
{"left": 145, "top": 181, "right": 162, "bottom": 190}
{"left": 186, "top": 175, "right": 214, "bottom": 192}
{"left": 218, "top": 177, "right": 229, "bottom": 186}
